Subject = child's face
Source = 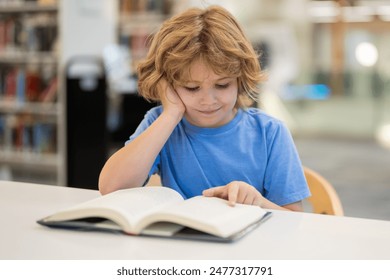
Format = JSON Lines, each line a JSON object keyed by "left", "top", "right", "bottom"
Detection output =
{"left": 176, "top": 60, "right": 238, "bottom": 128}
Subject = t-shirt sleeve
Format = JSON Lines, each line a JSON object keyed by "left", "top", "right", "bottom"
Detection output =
{"left": 124, "top": 107, "right": 161, "bottom": 179}
{"left": 263, "top": 121, "right": 311, "bottom": 206}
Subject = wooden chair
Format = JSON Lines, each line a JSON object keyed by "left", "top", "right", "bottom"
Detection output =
{"left": 304, "top": 166, "right": 344, "bottom": 216}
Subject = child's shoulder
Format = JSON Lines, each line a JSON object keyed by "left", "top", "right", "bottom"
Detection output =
{"left": 145, "top": 105, "right": 163, "bottom": 119}
{"left": 243, "top": 107, "right": 291, "bottom": 140}
{"left": 243, "top": 107, "right": 285, "bottom": 127}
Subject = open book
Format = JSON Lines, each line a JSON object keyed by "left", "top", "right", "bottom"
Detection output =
{"left": 37, "top": 186, "right": 271, "bottom": 242}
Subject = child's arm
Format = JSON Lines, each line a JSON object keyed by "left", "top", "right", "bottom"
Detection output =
{"left": 99, "top": 80, "right": 185, "bottom": 195}
{"left": 202, "top": 181, "right": 303, "bottom": 211}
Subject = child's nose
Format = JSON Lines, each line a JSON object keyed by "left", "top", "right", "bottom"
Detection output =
{"left": 200, "top": 89, "right": 217, "bottom": 105}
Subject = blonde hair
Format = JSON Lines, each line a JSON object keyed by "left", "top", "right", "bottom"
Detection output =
{"left": 137, "top": 5, "right": 265, "bottom": 108}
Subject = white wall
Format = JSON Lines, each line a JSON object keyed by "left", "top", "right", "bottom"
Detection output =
{"left": 60, "top": 0, "right": 118, "bottom": 66}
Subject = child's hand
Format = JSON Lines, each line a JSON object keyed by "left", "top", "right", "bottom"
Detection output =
{"left": 202, "top": 181, "right": 264, "bottom": 207}
{"left": 159, "top": 78, "right": 185, "bottom": 121}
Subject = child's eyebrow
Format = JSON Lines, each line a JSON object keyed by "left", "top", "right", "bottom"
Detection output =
{"left": 185, "top": 77, "right": 233, "bottom": 83}
{"left": 216, "top": 77, "right": 233, "bottom": 81}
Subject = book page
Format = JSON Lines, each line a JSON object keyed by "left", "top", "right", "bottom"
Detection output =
{"left": 138, "top": 196, "right": 267, "bottom": 238}
{"left": 43, "top": 187, "right": 184, "bottom": 233}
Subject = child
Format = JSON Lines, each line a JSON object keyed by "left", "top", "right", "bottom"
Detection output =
{"left": 99, "top": 5, "right": 310, "bottom": 211}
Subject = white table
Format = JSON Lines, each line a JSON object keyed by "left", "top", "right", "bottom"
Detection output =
{"left": 1, "top": 180, "right": 390, "bottom": 260}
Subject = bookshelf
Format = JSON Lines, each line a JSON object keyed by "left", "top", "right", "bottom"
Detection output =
{"left": 0, "top": 0, "right": 60, "bottom": 184}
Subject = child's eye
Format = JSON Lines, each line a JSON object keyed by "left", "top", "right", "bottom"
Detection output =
{"left": 216, "top": 83, "right": 230, "bottom": 89}
{"left": 184, "top": 86, "right": 200, "bottom": 92}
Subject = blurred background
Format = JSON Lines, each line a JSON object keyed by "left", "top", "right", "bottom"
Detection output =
{"left": 0, "top": 0, "right": 389, "bottom": 220}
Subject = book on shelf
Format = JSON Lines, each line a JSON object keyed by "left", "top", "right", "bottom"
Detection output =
{"left": 120, "top": 0, "right": 171, "bottom": 15}
{"left": 16, "top": 68, "right": 25, "bottom": 102}
{"left": 1, "top": 66, "right": 53, "bottom": 103}
{"left": 33, "top": 122, "right": 56, "bottom": 153}
{"left": 0, "top": 13, "right": 57, "bottom": 53}
{"left": 11, "top": 116, "right": 24, "bottom": 150}
{"left": 37, "top": 186, "right": 272, "bottom": 242}
{"left": 0, "top": 17, "right": 16, "bottom": 52}
{"left": 0, "top": 116, "right": 5, "bottom": 147}
{"left": 4, "top": 115, "right": 56, "bottom": 154}
{"left": 25, "top": 69, "right": 41, "bottom": 101}
{"left": 4, "top": 68, "right": 17, "bottom": 100}
{"left": 38, "top": 76, "right": 57, "bottom": 102}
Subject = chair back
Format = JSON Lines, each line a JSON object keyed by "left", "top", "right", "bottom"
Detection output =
{"left": 304, "top": 166, "right": 344, "bottom": 216}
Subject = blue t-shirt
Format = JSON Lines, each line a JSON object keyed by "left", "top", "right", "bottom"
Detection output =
{"left": 127, "top": 106, "right": 310, "bottom": 206}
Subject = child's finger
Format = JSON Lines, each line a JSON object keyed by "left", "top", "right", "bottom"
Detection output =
{"left": 202, "top": 186, "right": 224, "bottom": 197}
{"left": 227, "top": 183, "right": 239, "bottom": 206}
{"left": 202, "top": 188, "right": 214, "bottom": 197}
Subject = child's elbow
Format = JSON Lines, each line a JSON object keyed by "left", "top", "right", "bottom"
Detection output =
{"left": 98, "top": 185, "right": 109, "bottom": 195}
{"left": 98, "top": 168, "right": 114, "bottom": 195}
